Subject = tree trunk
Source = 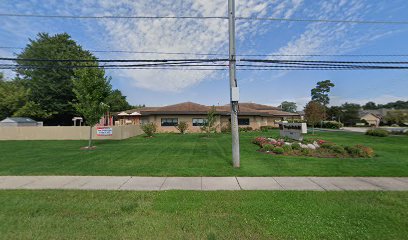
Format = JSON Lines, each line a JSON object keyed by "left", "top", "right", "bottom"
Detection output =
{"left": 88, "top": 125, "right": 93, "bottom": 148}
{"left": 312, "top": 125, "right": 315, "bottom": 135}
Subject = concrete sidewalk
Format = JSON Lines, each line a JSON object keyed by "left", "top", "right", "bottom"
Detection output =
{"left": 1, "top": 176, "right": 407, "bottom": 191}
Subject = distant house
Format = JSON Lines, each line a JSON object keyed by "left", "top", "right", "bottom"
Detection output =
{"left": 120, "top": 102, "right": 300, "bottom": 133}
{"left": 360, "top": 113, "right": 381, "bottom": 127}
{"left": 0, "top": 117, "right": 41, "bottom": 127}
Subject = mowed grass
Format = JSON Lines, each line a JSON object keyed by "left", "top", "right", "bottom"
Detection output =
{"left": 0, "top": 190, "right": 407, "bottom": 239}
{"left": 0, "top": 130, "right": 407, "bottom": 176}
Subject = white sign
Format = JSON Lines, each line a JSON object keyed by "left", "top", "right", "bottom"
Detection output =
{"left": 279, "top": 123, "right": 307, "bottom": 141}
{"left": 96, "top": 127, "right": 113, "bottom": 136}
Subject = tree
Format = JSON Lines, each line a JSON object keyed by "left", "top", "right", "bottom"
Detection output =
{"left": 363, "top": 101, "right": 377, "bottom": 110}
{"left": 176, "top": 121, "right": 189, "bottom": 134}
{"left": 72, "top": 66, "right": 111, "bottom": 148}
{"left": 327, "top": 106, "right": 344, "bottom": 122}
{"left": 311, "top": 80, "right": 335, "bottom": 106}
{"left": 382, "top": 100, "right": 408, "bottom": 109}
{"left": 0, "top": 77, "right": 30, "bottom": 120}
{"left": 383, "top": 110, "right": 408, "bottom": 126}
{"left": 280, "top": 101, "right": 297, "bottom": 113}
{"left": 304, "top": 101, "right": 325, "bottom": 134}
{"left": 201, "top": 106, "right": 217, "bottom": 136}
{"left": 105, "top": 89, "right": 132, "bottom": 112}
{"left": 15, "top": 33, "right": 96, "bottom": 125}
{"left": 341, "top": 103, "right": 361, "bottom": 126}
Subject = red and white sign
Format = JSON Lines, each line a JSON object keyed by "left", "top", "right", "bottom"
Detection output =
{"left": 96, "top": 127, "right": 113, "bottom": 136}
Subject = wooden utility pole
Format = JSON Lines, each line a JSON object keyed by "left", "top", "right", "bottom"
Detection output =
{"left": 228, "top": 0, "right": 240, "bottom": 168}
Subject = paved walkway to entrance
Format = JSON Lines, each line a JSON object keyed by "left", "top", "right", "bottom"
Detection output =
{"left": 1, "top": 176, "right": 408, "bottom": 191}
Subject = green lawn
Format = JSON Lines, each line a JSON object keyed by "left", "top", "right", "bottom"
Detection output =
{"left": 0, "top": 130, "right": 407, "bottom": 176}
{"left": 0, "top": 190, "right": 407, "bottom": 239}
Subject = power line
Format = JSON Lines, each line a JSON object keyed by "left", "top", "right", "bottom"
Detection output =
{"left": 3, "top": 57, "right": 408, "bottom": 64}
{"left": 2, "top": 63, "right": 408, "bottom": 70}
{"left": 1, "top": 13, "right": 407, "bottom": 25}
{"left": 237, "top": 54, "right": 408, "bottom": 57}
{"left": 240, "top": 59, "right": 408, "bottom": 64}
{"left": 235, "top": 17, "right": 408, "bottom": 25}
{"left": 3, "top": 46, "right": 408, "bottom": 58}
{"left": 0, "top": 13, "right": 227, "bottom": 20}
{"left": 0, "top": 57, "right": 228, "bottom": 63}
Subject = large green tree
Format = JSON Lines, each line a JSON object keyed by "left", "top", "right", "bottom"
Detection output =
{"left": 384, "top": 110, "right": 408, "bottom": 126}
{"left": 105, "top": 89, "right": 132, "bottom": 112}
{"left": 0, "top": 76, "right": 29, "bottom": 120}
{"left": 280, "top": 101, "right": 297, "bottom": 113}
{"left": 15, "top": 33, "right": 95, "bottom": 125}
{"left": 311, "top": 80, "right": 335, "bottom": 106}
{"left": 341, "top": 103, "right": 361, "bottom": 126}
{"left": 363, "top": 101, "right": 377, "bottom": 110}
{"left": 72, "top": 65, "right": 111, "bottom": 148}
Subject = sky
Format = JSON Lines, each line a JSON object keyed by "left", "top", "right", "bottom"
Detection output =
{"left": 0, "top": 0, "right": 407, "bottom": 108}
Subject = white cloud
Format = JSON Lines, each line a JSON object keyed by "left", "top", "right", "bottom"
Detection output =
{"left": 78, "top": 0, "right": 306, "bottom": 92}
{"left": 268, "top": 0, "right": 402, "bottom": 75}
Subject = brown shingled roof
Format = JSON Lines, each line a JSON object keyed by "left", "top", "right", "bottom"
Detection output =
{"left": 238, "top": 102, "right": 281, "bottom": 111}
{"left": 129, "top": 101, "right": 299, "bottom": 117}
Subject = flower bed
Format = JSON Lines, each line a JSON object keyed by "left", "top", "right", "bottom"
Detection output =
{"left": 252, "top": 136, "right": 374, "bottom": 158}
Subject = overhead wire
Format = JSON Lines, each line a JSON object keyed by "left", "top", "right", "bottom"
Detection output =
{"left": 1, "top": 13, "right": 408, "bottom": 25}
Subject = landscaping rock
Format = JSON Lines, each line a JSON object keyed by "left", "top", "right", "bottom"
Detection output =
{"left": 300, "top": 144, "right": 308, "bottom": 149}
{"left": 307, "top": 144, "right": 316, "bottom": 150}
{"left": 313, "top": 141, "right": 320, "bottom": 148}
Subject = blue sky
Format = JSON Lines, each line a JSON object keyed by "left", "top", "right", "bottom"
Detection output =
{"left": 1, "top": 0, "right": 407, "bottom": 108}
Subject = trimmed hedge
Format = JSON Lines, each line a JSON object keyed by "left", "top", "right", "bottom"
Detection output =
{"left": 366, "top": 129, "right": 389, "bottom": 137}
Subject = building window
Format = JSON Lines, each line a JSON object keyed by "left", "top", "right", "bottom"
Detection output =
{"left": 192, "top": 118, "right": 208, "bottom": 126}
{"left": 238, "top": 118, "right": 250, "bottom": 125}
{"left": 161, "top": 118, "right": 178, "bottom": 126}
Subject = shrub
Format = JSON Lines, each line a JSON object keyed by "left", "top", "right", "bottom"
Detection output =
{"left": 330, "top": 145, "right": 346, "bottom": 154}
{"left": 273, "top": 147, "right": 284, "bottom": 154}
{"left": 320, "top": 121, "right": 343, "bottom": 129}
{"left": 366, "top": 129, "right": 389, "bottom": 137}
{"left": 260, "top": 126, "right": 276, "bottom": 132}
{"left": 141, "top": 122, "right": 157, "bottom": 137}
{"left": 320, "top": 142, "right": 334, "bottom": 149}
{"left": 221, "top": 122, "right": 231, "bottom": 133}
{"left": 262, "top": 144, "right": 275, "bottom": 152}
{"left": 344, "top": 146, "right": 364, "bottom": 157}
{"left": 282, "top": 144, "right": 292, "bottom": 152}
{"left": 355, "top": 144, "right": 375, "bottom": 158}
{"left": 301, "top": 148, "right": 311, "bottom": 155}
{"left": 291, "top": 143, "right": 301, "bottom": 150}
{"left": 252, "top": 137, "right": 268, "bottom": 147}
{"left": 175, "top": 121, "right": 189, "bottom": 134}
{"left": 239, "top": 126, "right": 253, "bottom": 132}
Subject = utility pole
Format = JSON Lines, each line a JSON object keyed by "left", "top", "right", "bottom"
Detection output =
{"left": 228, "top": 0, "right": 240, "bottom": 168}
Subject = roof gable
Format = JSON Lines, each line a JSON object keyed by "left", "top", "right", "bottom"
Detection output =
{"left": 1, "top": 117, "right": 36, "bottom": 123}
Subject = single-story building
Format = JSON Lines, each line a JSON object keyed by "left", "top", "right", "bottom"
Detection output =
{"left": 360, "top": 113, "right": 381, "bottom": 127}
{"left": 122, "top": 102, "right": 300, "bottom": 133}
{"left": 0, "top": 117, "right": 42, "bottom": 127}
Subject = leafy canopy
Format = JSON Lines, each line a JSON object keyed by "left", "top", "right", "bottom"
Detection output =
{"left": 72, "top": 66, "right": 111, "bottom": 127}
{"left": 311, "top": 80, "right": 335, "bottom": 106}
{"left": 304, "top": 101, "right": 325, "bottom": 126}
{"left": 280, "top": 101, "right": 297, "bottom": 113}
{"left": 15, "top": 33, "right": 96, "bottom": 124}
